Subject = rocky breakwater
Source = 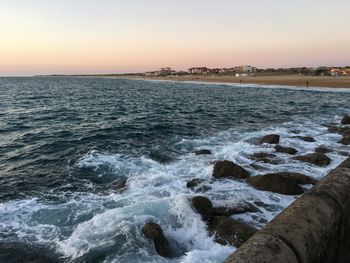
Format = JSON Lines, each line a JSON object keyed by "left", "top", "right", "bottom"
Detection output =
{"left": 223, "top": 157, "right": 350, "bottom": 263}
{"left": 141, "top": 115, "right": 349, "bottom": 259}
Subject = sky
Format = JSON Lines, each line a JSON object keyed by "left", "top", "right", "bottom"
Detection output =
{"left": 1, "top": 0, "right": 350, "bottom": 76}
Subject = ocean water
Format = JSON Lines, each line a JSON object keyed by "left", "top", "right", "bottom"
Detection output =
{"left": 0, "top": 77, "right": 349, "bottom": 263}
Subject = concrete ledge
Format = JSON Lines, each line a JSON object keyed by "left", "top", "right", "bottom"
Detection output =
{"left": 224, "top": 157, "right": 350, "bottom": 263}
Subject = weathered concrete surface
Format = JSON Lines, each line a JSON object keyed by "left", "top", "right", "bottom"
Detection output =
{"left": 224, "top": 157, "right": 350, "bottom": 263}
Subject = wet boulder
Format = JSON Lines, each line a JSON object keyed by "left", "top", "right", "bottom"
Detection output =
{"left": 339, "top": 137, "right": 350, "bottom": 145}
{"left": 186, "top": 178, "right": 205, "bottom": 189}
{"left": 341, "top": 115, "right": 350, "bottom": 125}
{"left": 327, "top": 125, "right": 350, "bottom": 134}
{"left": 293, "top": 152, "right": 331, "bottom": 166}
{"left": 209, "top": 216, "right": 257, "bottom": 247}
{"left": 275, "top": 145, "right": 298, "bottom": 155}
{"left": 110, "top": 178, "right": 127, "bottom": 192}
{"left": 250, "top": 152, "right": 282, "bottom": 165}
{"left": 191, "top": 196, "right": 214, "bottom": 221}
{"left": 339, "top": 130, "right": 350, "bottom": 145}
{"left": 213, "top": 202, "right": 260, "bottom": 216}
{"left": 246, "top": 173, "right": 304, "bottom": 195}
{"left": 274, "top": 172, "right": 318, "bottom": 185}
{"left": 260, "top": 134, "right": 280, "bottom": 144}
{"left": 293, "top": 136, "right": 316, "bottom": 142}
{"left": 142, "top": 222, "right": 172, "bottom": 258}
{"left": 343, "top": 129, "right": 350, "bottom": 138}
{"left": 213, "top": 160, "right": 250, "bottom": 179}
{"left": 194, "top": 149, "right": 212, "bottom": 155}
{"left": 314, "top": 146, "right": 333, "bottom": 154}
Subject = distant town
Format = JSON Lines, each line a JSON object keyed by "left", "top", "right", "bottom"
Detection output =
{"left": 143, "top": 66, "right": 350, "bottom": 77}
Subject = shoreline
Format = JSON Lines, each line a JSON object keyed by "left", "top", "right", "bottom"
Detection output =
{"left": 116, "top": 75, "right": 350, "bottom": 89}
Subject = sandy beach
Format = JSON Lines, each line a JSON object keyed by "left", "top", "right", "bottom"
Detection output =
{"left": 130, "top": 75, "right": 350, "bottom": 89}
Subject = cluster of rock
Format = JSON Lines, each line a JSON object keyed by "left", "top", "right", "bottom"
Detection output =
{"left": 142, "top": 115, "right": 350, "bottom": 258}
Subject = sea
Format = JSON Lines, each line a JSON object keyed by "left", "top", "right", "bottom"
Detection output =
{"left": 0, "top": 77, "right": 349, "bottom": 263}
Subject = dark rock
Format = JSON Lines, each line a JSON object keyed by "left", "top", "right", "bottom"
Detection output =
{"left": 250, "top": 152, "right": 282, "bottom": 165}
{"left": 213, "top": 160, "right": 250, "bottom": 180}
{"left": 339, "top": 137, "right": 350, "bottom": 145}
{"left": 327, "top": 126, "right": 350, "bottom": 134}
{"left": 275, "top": 172, "right": 318, "bottom": 185}
{"left": 191, "top": 196, "right": 214, "bottom": 221}
{"left": 249, "top": 163, "right": 269, "bottom": 171}
{"left": 275, "top": 145, "right": 298, "bottom": 155}
{"left": 251, "top": 152, "right": 276, "bottom": 159}
{"left": 343, "top": 129, "right": 350, "bottom": 138}
{"left": 341, "top": 115, "right": 350, "bottom": 125}
{"left": 293, "top": 136, "right": 316, "bottom": 142}
{"left": 110, "top": 178, "right": 127, "bottom": 191}
{"left": 246, "top": 174, "right": 304, "bottom": 195}
{"left": 209, "top": 216, "right": 257, "bottom": 247}
{"left": 293, "top": 153, "right": 331, "bottom": 166}
{"left": 194, "top": 149, "right": 212, "bottom": 155}
{"left": 213, "top": 202, "right": 260, "bottom": 216}
{"left": 327, "top": 125, "right": 342, "bottom": 133}
{"left": 142, "top": 222, "right": 172, "bottom": 258}
{"left": 260, "top": 134, "right": 280, "bottom": 144}
{"left": 186, "top": 178, "right": 205, "bottom": 189}
{"left": 315, "top": 146, "right": 333, "bottom": 154}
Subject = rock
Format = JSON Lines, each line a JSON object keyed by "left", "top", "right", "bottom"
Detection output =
{"left": 339, "top": 137, "right": 350, "bottom": 145}
{"left": 186, "top": 178, "right": 205, "bottom": 189}
{"left": 293, "top": 153, "right": 331, "bottom": 166}
{"left": 213, "top": 160, "right": 250, "bottom": 180}
{"left": 246, "top": 174, "right": 304, "bottom": 195}
{"left": 275, "top": 172, "right": 318, "bottom": 185}
{"left": 327, "top": 125, "right": 342, "bottom": 133}
{"left": 315, "top": 146, "right": 333, "bottom": 154}
{"left": 293, "top": 136, "right": 316, "bottom": 142}
{"left": 194, "top": 149, "right": 212, "bottom": 155}
{"left": 275, "top": 145, "right": 298, "bottom": 155}
{"left": 110, "top": 178, "right": 127, "bottom": 191}
{"left": 209, "top": 216, "right": 257, "bottom": 247}
{"left": 191, "top": 196, "right": 214, "bottom": 221}
{"left": 213, "top": 202, "right": 260, "bottom": 216}
{"left": 260, "top": 134, "right": 280, "bottom": 144}
{"left": 343, "top": 129, "right": 350, "bottom": 138}
{"left": 142, "top": 222, "right": 172, "bottom": 258}
{"left": 327, "top": 126, "right": 350, "bottom": 134}
{"left": 341, "top": 115, "right": 350, "bottom": 125}
{"left": 250, "top": 152, "right": 282, "bottom": 165}
{"left": 251, "top": 152, "right": 276, "bottom": 159}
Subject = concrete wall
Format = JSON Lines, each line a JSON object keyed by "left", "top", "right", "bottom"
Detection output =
{"left": 224, "top": 157, "right": 350, "bottom": 263}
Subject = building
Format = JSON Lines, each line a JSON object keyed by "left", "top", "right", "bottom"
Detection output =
{"left": 144, "top": 71, "right": 158, "bottom": 77}
{"left": 144, "top": 67, "right": 175, "bottom": 77}
{"left": 330, "top": 68, "right": 350, "bottom": 76}
{"left": 219, "top": 68, "right": 236, "bottom": 74}
{"left": 158, "top": 67, "right": 175, "bottom": 76}
{"left": 235, "top": 66, "right": 256, "bottom": 74}
{"left": 188, "top": 67, "right": 210, "bottom": 74}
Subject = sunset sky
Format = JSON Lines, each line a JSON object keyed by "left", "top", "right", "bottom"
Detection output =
{"left": 1, "top": 0, "right": 350, "bottom": 76}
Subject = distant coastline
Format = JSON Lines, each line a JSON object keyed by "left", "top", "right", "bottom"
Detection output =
{"left": 114, "top": 74, "right": 350, "bottom": 89}
{"left": 37, "top": 72, "right": 350, "bottom": 89}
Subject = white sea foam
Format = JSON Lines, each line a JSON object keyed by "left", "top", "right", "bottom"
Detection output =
{"left": 0, "top": 117, "right": 349, "bottom": 262}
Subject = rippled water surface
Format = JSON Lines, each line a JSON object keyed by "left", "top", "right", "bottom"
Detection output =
{"left": 0, "top": 77, "right": 349, "bottom": 262}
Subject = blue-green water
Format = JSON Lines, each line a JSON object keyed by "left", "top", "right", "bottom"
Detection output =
{"left": 0, "top": 77, "right": 349, "bottom": 263}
